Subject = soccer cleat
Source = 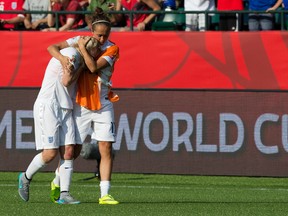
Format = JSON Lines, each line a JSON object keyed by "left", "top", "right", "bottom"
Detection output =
{"left": 18, "top": 172, "right": 30, "bottom": 202}
{"left": 57, "top": 193, "right": 81, "bottom": 205}
{"left": 99, "top": 194, "right": 119, "bottom": 205}
{"left": 50, "top": 181, "right": 60, "bottom": 203}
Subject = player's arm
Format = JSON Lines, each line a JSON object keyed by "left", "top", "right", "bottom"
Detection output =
{"left": 47, "top": 41, "right": 73, "bottom": 72}
{"left": 78, "top": 37, "right": 108, "bottom": 74}
{"left": 62, "top": 61, "right": 85, "bottom": 87}
{"left": 62, "top": 67, "right": 74, "bottom": 87}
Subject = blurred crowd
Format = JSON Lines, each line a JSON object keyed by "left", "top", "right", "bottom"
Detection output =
{"left": 0, "top": 0, "right": 287, "bottom": 31}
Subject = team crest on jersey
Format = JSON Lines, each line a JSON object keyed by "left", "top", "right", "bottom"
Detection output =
{"left": 48, "top": 136, "right": 54, "bottom": 143}
{"left": 11, "top": 2, "right": 17, "bottom": 10}
{"left": 109, "top": 55, "right": 115, "bottom": 60}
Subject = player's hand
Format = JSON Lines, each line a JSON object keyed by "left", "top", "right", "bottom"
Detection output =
{"left": 60, "top": 56, "right": 73, "bottom": 73}
{"left": 78, "top": 36, "right": 91, "bottom": 49}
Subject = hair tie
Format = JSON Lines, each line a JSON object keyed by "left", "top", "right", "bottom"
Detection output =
{"left": 92, "top": 20, "right": 111, "bottom": 26}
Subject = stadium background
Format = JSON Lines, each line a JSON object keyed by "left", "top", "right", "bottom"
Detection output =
{"left": 0, "top": 31, "right": 288, "bottom": 177}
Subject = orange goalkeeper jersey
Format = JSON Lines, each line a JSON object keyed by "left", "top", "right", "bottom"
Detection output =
{"left": 76, "top": 41, "right": 119, "bottom": 111}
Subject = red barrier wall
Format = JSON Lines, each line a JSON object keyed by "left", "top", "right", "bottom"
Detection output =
{"left": 0, "top": 31, "right": 287, "bottom": 89}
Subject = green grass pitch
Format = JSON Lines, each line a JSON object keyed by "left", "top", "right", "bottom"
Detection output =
{"left": 1, "top": 172, "right": 288, "bottom": 216}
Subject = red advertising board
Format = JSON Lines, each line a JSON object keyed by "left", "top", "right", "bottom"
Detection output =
{"left": 0, "top": 31, "right": 287, "bottom": 89}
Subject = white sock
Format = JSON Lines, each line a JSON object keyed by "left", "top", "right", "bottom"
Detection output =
{"left": 25, "top": 153, "right": 46, "bottom": 180}
{"left": 100, "top": 181, "right": 110, "bottom": 198}
{"left": 59, "top": 159, "right": 73, "bottom": 193}
{"left": 53, "top": 168, "right": 60, "bottom": 186}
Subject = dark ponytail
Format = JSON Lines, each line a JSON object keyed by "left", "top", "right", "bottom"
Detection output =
{"left": 91, "top": 7, "right": 111, "bottom": 31}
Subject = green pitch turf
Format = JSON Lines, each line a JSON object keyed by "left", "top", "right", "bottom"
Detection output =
{"left": 1, "top": 172, "right": 288, "bottom": 216}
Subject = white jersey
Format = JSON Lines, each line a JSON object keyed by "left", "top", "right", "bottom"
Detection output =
{"left": 37, "top": 47, "right": 82, "bottom": 109}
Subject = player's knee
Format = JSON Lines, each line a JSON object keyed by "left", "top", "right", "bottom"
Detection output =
{"left": 60, "top": 145, "right": 74, "bottom": 160}
{"left": 74, "top": 144, "right": 82, "bottom": 159}
{"left": 42, "top": 149, "right": 58, "bottom": 163}
{"left": 99, "top": 141, "right": 112, "bottom": 158}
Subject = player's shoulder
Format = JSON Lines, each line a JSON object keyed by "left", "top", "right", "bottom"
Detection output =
{"left": 60, "top": 46, "right": 79, "bottom": 57}
{"left": 102, "top": 40, "right": 119, "bottom": 53}
{"left": 106, "top": 40, "right": 119, "bottom": 48}
{"left": 66, "top": 36, "right": 81, "bottom": 46}
{"left": 109, "top": 44, "right": 119, "bottom": 53}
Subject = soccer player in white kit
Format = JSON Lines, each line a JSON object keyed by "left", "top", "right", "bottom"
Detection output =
{"left": 47, "top": 7, "right": 120, "bottom": 205}
{"left": 18, "top": 36, "right": 100, "bottom": 204}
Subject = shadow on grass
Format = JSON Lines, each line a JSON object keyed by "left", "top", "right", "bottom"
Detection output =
{"left": 78, "top": 177, "right": 146, "bottom": 182}
{"left": 116, "top": 201, "right": 288, "bottom": 204}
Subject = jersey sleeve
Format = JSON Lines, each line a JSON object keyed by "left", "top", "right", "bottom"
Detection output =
{"left": 101, "top": 45, "right": 120, "bottom": 66}
{"left": 66, "top": 36, "right": 80, "bottom": 47}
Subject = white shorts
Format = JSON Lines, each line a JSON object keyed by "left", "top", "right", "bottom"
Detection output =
{"left": 73, "top": 102, "right": 116, "bottom": 144}
{"left": 34, "top": 99, "right": 75, "bottom": 150}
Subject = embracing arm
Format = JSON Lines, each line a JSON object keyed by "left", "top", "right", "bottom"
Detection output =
{"left": 78, "top": 37, "right": 108, "bottom": 74}
{"left": 47, "top": 41, "right": 73, "bottom": 72}
{"left": 47, "top": 40, "right": 78, "bottom": 86}
{"left": 62, "top": 61, "right": 86, "bottom": 87}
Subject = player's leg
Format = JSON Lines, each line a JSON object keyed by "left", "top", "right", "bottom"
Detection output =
{"left": 92, "top": 103, "right": 119, "bottom": 204}
{"left": 18, "top": 149, "right": 58, "bottom": 202}
{"left": 56, "top": 109, "right": 80, "bottom": 204}
{"left": 50, "top": 147, "right": 81, "bottom": 203}
{"left": 57, "top": 145, "right": 80, "bottom": 204}
{"left": 18, "top": 101, "right": 59, "bottom": 202}
{"left": 90, "top": 137, "right": 101, "bottom": 179}
{"left": 98, "top": 141, "right": 119, "bottom": 204}
{"left": 50, "top": 104, "right": 91, "bottom": 203}
{"left": 50, "top": 162, "right": 60, "bottom": 203}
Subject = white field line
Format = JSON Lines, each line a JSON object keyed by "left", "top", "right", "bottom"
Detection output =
{"left": 2, "top": 183, "right": 288, "bottom": 191}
